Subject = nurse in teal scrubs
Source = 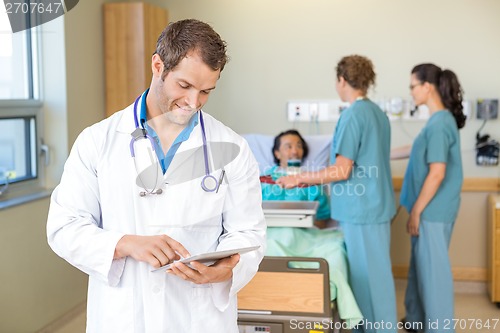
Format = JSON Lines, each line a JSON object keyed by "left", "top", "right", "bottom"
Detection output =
{"left": 277, "top": 55, "right": 397, "bottom": 333}
{"left": 392, "top": 64, "right": 466, "bottom": 333}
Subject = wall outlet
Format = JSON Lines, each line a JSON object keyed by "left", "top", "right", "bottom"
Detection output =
{"left": 287, "top": 102, "right": 311, "bottom": 122}
{"left": 287, "top": 100, "right": 348, "bottom": 122}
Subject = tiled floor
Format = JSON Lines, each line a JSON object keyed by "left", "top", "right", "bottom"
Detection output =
{"left": 49, "top": 279, "right": 499, "bottom": 333}
{"left": 394, "top": 280, "right": 500, "bottom": 332}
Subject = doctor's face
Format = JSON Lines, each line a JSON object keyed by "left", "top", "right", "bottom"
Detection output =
{"left": 274, "top": 134, "right": 304, "bottom": 168}
{"left": 150, "top": 51, "right": 220, "bottom": 126}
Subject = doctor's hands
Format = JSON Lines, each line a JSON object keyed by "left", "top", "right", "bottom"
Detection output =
{"left": 114, "top": 234, "right": 190, "bottom": 268}
{"left": 167, "top": 254, "right": 240, "bottom": 284}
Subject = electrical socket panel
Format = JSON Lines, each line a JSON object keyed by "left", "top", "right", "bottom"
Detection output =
{"left": 286, "top": 98, "right": 477, "bottom": 122}
{"left": 286, "top": 101, "right": 311, "bottom": 122}
{"left": 287, "top": 100, "right": 349, "bottom": 122}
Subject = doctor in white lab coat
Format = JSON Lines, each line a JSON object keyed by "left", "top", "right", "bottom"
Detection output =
{"left": 47, "top": 19, "right": 266, "bottom": 333}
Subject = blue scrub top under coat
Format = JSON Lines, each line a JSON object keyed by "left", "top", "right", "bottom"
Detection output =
{"left": 137, "top": 89, "right": 199, "bottom": 174}
{"left": 261, "top": 165, "right": 331, "bottom": 220}
{"left": 329, "top": 98, "right": 395, "bottom": 224}
{"left": 400, "top": 110, "right": 463, "bottom": 223}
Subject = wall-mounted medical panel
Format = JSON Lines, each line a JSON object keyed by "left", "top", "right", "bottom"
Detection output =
{"left": 286, "top": 99, "right": 349, "bottom": 122}
{"left": 287, "top": 98, "right": 474, "bottom": 122}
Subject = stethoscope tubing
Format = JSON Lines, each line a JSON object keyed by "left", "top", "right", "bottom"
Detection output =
{"left": 198, "top": 110, "right": 218, "bottom": 192}
{"left": 130, "top": 93, "right": 221, "bottom": 194}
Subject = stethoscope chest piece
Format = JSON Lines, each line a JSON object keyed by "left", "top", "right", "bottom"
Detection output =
{"left": 201, "top": 174, "right": 218, "bottom": 192}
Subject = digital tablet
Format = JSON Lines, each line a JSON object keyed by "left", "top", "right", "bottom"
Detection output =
{"left": 151, "top": 245, "right": 260, "bottom": 272}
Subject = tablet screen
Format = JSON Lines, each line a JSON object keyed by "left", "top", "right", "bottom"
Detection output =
{"left": 151, "top": 245, "right": 260, "bottom": 272}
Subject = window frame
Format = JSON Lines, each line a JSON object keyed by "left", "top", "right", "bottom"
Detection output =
{"left": 0, "top": 17, "right": 47, "bottom": 208}
{"left": 0, "top": 100, "right": 47, "bottom": 205}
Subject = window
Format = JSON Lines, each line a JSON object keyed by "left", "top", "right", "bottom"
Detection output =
{"left": 0, "top": 115, "right": 38, "bottom": 184}
{"left": 0, "top": 3, "right": 40, "bottom": 99}
{"left": 0, "top": 5, "right": 43, "bottom": 200}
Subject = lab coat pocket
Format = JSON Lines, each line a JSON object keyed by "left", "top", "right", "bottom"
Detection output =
{"left": 190, "top": 285, "right": 223, "bottom": 332}
{"left": 88, "top": 282, "right": 134, "bottom": 332}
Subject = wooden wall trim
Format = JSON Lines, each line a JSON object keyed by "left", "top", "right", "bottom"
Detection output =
{"left": 393, "top": 177, "right": 403, "bottom": 191}
{"left": 392, "top": 265, "right": 487, "bottom": 282}
{"left": 393, "top": 177, "right": 500, "bottom": 192}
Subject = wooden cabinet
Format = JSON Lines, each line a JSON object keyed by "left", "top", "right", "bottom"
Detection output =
{"left": 103, "top": 2, "right": 168, "bottom": 117}
{"left": 487, "top": 194, "right": 500, "bottom": 306}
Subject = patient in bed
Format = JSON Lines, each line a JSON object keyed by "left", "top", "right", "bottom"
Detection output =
{"left": 261, "top": 130, "right": 349, "bottom": 298}
{"left": 244, "top": 130, "right": 362, "bottom": 327}
{"left": 261, "top": 129, "right": 331, "bottom": 228}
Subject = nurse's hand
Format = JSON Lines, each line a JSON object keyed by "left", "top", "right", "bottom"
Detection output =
{"left": 275, "top": 175, "right": 300, "bottom": 189}
{"left": 407, "top": 211, "right": 421, "bottom": 236}
{"left": 167, "top": 254, "right": 240, "bottom": 284}
{"left": 114, "top": 234, "right": 191, "bottom": 268}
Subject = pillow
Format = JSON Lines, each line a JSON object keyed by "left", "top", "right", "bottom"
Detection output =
{"left": 243, "top": 133, "right": 332, "bottom": 175}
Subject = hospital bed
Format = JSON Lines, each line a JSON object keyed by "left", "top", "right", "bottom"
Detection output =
{"left": 238, "top": 256, "right": 337, "bottom": 333}
{"left": 241, "top": 134, "right": 363, "bottom": 330}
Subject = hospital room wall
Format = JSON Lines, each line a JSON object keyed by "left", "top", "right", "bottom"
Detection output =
{"left": 162, "top": 0, "right": 500, "bottom": 278}
{"left": 164, "top": 0, "right": 500, "bottom": 178}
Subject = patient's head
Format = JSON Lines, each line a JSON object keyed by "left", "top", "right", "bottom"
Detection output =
{"left": 272, "top": 130, "right": 309, "bottom": 168}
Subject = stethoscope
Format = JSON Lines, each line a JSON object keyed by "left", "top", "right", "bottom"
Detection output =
{"left": 129, "top": 94, "right": 224, "bottom": 196}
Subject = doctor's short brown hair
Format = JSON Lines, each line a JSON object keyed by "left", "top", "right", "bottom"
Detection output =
{"left": 155, "top": 19, "right": 229, "bottom": 81}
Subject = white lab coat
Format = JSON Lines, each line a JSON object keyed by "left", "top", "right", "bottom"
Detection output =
{"left": 47, "top": 104, "right": 266, "bottom": 333}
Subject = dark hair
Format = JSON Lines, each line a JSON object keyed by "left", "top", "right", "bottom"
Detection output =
{"left": 272, "top": 129, "right": 309, "bottom": 165}
{"left": 155, "top": 19, "right": 229, "bottom": 81}
{"left": 412, "top": 63, "right": 466, "bottom": 129}
{"left": 336, "top": 55, "right": 376, "bottom": 94}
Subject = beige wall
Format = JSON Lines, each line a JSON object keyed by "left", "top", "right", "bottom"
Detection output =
{"left": 160, "top": 0, "right": 500, "bottom": 275}
{"left": 1, "top": 0, "right": 499, "bottom": 330}
{"left": 0, "top": 199, "right": 88, "bottom": 333}
{"left": 162, "top": 0, "right": 500, "bottom": 178}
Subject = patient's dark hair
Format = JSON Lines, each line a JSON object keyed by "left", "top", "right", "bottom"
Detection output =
{"left": 272, "top": 129, "right": 309, "bottom": 165}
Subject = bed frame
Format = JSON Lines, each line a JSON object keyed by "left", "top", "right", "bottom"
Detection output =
{"left": 237, "top": 256, "right": 340, "bottom": 333}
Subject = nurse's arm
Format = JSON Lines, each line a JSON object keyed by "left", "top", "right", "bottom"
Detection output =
{"left": 407, "top": 162, "right": 446, "bottom": 236}
{"left": 276, "top": 154, "right": 353, "bottom": 188}
{"left": 390, "top": 144, "right": 412, "bottom": 160}
{"left": 114, "top": 234, "right": 191, "bottom": 269}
